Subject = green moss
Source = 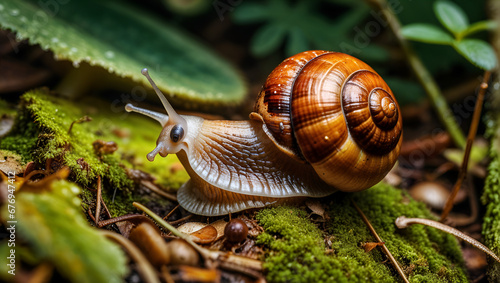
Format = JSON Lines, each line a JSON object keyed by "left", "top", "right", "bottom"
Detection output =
{"left": 0, "top": 90, "right": 133, "bottom": 191}
{"left": 0, "top": 89, "right": 184, "bottom": 217}
{"left": 482, "top": 108, "right": 500, "bottom": 281}
{"left": 257, "top": 184, "right": 467, "bottom": 282}
{"left": 0, "top": 90, "right": 190, "bottom": 189}
{"left": 0, "top": 99, "right": 40, "bottom": 162}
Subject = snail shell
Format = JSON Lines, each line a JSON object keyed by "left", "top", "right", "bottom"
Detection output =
{"left": 253, "top": 50, "right": 402, "bottom": 192}
{"left": 125, "top": 51, "right": 402, "bottom": 216}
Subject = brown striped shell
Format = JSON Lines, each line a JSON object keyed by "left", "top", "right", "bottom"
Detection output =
{"left": 252, "top": 51, "right": 402, "bottom": 192}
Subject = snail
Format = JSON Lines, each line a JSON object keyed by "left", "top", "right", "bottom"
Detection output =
{"left": 125, "top": 50, "right": 402, "bottom": 216}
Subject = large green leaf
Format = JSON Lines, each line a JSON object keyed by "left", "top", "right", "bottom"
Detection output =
{"left": 5, "top": 180, "right": 128, "bottom": 283}
{"left": 0, "top": 0, "right": 246, "bottom": 107}
{"left": 401, "top": 24, "right": 454, "bottom": 45}
{"left": 453, "top": 39, "right": 498, "bottom": 71}
{"left": 434, "top": 0, "right": 469, "bottom": 36}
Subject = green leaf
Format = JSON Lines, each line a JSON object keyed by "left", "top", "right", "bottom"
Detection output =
{"left": 434, "top": 0, "right": 469, "bottom": 36}
{"left": 401, "top": 24, "right": 454, "bottom": 45}
{"left": 232, "top": 3, "right": 268, "bottom": 24}
{"left": 5, "top": 180, "right": 128, "bottom": 283}
{"left": 0, "top": 0, "right": 246, "bottom": 107}
{"left": 462, "top": 20, "right": 498, "bottom": 38}
{"left": 453, "top": 39, "right": 498, "bottom": 70}
{"left": 251, "top": 23, "right": 287, "bottom": 57}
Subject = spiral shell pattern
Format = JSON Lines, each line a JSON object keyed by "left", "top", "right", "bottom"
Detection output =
{"left": 255, "top": 51, "right": 402, "bottom": 192}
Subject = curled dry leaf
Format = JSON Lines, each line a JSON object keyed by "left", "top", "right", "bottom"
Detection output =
{"left": 306, "top": 199, "right": 326, "bottom": 220}
{"left": 189, "top": 225, "right": 218, "bottom": 244}
{"left": 210, "top": 219, "right": 228, "bottom": 241}
{"left": 177, "top": 222, "right": 208, "bottom": 234}
{"left": 362, "top": 242, "right": 385, "bottom": 253}
{"left": 129, "top": 222, "right": 170, "bottom": 267}
{"left": 177, "top": 221, "right": 223, "bottom": 244}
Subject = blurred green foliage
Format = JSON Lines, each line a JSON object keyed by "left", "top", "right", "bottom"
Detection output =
{"left": 232, "top": 0, "right": 388, "bottom": 61}
{"left": 402, "top": 0, "right": 497, "bottom": 70}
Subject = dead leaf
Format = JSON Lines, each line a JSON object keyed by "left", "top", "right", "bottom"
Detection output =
{"left": 362, "top": 242, "right": 385, "bottom": 253}
{"left": 177, "top": 222, "right": 208, "bottom": 234}
{"left": 189, "top": 225, "right": 218, "bottom": 244}
{"left": 306, "top": 199, "right": 326, "bottom": 220}
{"left": 0, "top": 150, "right": 23, "bottom": 175}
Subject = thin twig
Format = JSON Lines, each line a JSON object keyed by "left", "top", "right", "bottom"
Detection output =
{"left": 367, "top": 0, "right": 466, "bottom": 148}
{"left": 67, "top": 115, "right": 92, "bottom": 134}
{"left": 441, "top": 71, "right": 491, "bottom": 221}
{"left": 95, "top": 176, "right": 102, "bottom": 226}
{"left": 352, "top": 200, "right": 409, "bottom": 283}
{"left": 395, "top": 216, "right": 500, "bottom": 263}
{"left": 94, "top": 214, "right": 152, "bottom": 228}
{"left": 163, "top": 204, "right": 180, "bottom": 220}
{"left": 141, "top": 180, "right": 177, "bottom": 202}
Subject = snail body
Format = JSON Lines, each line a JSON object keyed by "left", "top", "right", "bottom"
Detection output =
{"left": 126, "top": 50, "right": 402, "bottom": 216}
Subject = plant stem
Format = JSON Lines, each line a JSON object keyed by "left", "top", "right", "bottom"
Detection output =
{"left": 396, "top": 216, "right": 500, "bottom": 263}
{"left": 367, "top": 0, "right": 466, "bottom": 148}
{"left": 352, "top": 200, "right": 409, "bottom": 283}
{"left": 440, "top": 71, "right": 491, "bottom": 221}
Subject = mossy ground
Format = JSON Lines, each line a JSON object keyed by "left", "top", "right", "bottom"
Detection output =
{"left": 482, "top": 106, "right": 500, "bottom": 281}
{"left": 0, "top": 90, "right": 187, "bottom": 216}
{"left": 1, "top": 91, "right": 470, "bottom": 282}
{"left": 257, "top": 184, "right": 467, "bottom": 282}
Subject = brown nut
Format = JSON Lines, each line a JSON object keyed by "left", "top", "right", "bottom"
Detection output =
{"left": 224, "top": 219, "right": 248, "bottom": 243}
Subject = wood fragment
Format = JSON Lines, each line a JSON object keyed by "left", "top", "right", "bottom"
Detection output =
{"left": 440, "top": 71, "right": 491, "bottom": 221}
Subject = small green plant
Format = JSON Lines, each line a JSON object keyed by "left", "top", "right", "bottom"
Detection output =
{"left": 232, "top": 0, "right": 386, "bottom": 60}
{"left": 402, "top": 0, "right": 497, "bottom": 70}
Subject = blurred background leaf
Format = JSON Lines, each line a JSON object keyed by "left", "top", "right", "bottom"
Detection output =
{"left": 0, "top": 0, "right": 247, "bottom": 108}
